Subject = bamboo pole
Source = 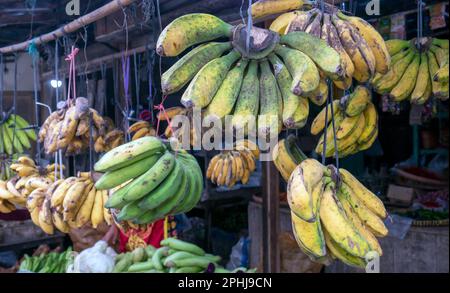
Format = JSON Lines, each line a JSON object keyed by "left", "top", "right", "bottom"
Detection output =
{"left": 0, "top": 0, "right": 137, "bottom": 54}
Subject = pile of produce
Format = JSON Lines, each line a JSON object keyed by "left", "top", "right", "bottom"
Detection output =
{"left": 287, "top": 159, "right": 388, "bottom": 267}
{"left": 0, "top": 113, "right": 36, "bottom": 155}
{"left": 26, "top": 173, "right": 111, "bottom": 234}
{"left": 157, "top": 13, "right": 345, "bottom": 135}
{"left": 206, "top": 140, "right": 259, "bottom": 187}
{"left": 0, "top": 156, "right": 64, "bottom": 210}
{"left": 19, "top": 247, "right": 74, "bottom": 273}
{"left": 312, "top": 86, "right": 379, "bottom": 158}
{"left": 113, "top": 238, "right": 253, "bottom": 273}
{"left": 372, "top": 38, "right": 449, "bottom": 103}
{"left": 272, "top": 135, "right": 308, "bottom": 182}
{"left": 95, "top": 136, "right": 203, "bottom": 224}
{"left": 260, "top": 2, "right": 391, "bottom": 89}
{"left": 39, "top": 97, "right": 124, "bottom": 156}
{"left": 127, "top": 120, "right": 156, "bottom": 141}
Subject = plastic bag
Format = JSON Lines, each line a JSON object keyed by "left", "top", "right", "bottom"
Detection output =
{"left": 226, "top": 237, "right": 250, "bottom": 270}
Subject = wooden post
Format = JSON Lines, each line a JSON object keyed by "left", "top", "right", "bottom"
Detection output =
{"left": 262, "top": 160, "right": 280, "bottom": 273}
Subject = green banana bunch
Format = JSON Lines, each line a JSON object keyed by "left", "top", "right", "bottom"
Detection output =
{"left": 113, "top": 239, "right": 255, "bottom": 273}
{"left": 288, "top": 159, "right": 388, "bottom": 268}
{"left": 311, "top": 85, "right": 378, "bottom": 158}
{"left": 372, "top": 38, "right": 449, "bottom": 104}
{"left": 96, "top": 137, "right": 204, "bottom": 224}
{"left": 156, "top": 13, "right": 346, "bottom": 139}
{"left": 0, "top": 113, "right": 36, "bottom": 156}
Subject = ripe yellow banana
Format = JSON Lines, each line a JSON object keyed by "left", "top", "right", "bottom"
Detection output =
{"left": 339, "top": 13, "right": 390, "bottom": 74}
{"left": 358, "top": 102, "right": 378, "bottom": 144}
{"left": 339, "top": 168, "right": 387, "bottom": 219}
{"left": 311, "top": 100, "right": 341, "bottom": 135}
{"left": 411, "top": 53, "right": 431, "bottom": 104}
{"left": 251, "top": 0, "right": 304, "bottom": 19}
{"left": 340, "top": 183, "right": 388, "bottom": 238}
{"left": 319, "top": 183, "right": 371, "bottom": 258}
{"left": 269, "top": 11, "right": 298, "bottom": 34}
{"left": 390, "top": 53, "right": 420, "bottom": 102}
{"left": 91, "top": 189, "right": 105, "bottom": 229}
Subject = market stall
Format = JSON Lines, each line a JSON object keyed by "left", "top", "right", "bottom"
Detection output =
{"left": 0, "top": 0, "right": 448, "bottom": 274}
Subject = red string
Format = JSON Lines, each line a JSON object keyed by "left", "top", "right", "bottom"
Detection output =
{"left": 65, "top": 46, "right": 79, "bottom": 104}
{"left": 153, "top": 95, "right": 174, "bottom": 137}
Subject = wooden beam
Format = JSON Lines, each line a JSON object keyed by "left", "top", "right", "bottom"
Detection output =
{"left": 262, "top": 160, "right": 280, "bottom": 273}
{"left": 0, "top": 0, "right": 138, "bottom": 54}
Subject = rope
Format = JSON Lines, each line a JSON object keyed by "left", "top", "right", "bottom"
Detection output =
{"left": 328, "top": 82, "right": 340, "bottom": 170}
{"left": 133, "top": 52, "right": 141, "bottom": 117}
{"left": 28, "top": 40, "right": 42, "bottom": 164}
{"left": 154, "top": 95, "right": 174, "bottom": 137}
{"left": 55, "top": 41, "right": 60, "bottom": 104}
{"left": 65, "top": 47, "right": 80, "bottom": 104}
{"left": 0, "top": 54, "right": 3, "bottom": 117}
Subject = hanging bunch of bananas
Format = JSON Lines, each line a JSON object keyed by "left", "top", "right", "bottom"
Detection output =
{"left": 372, "top": 38, "right": 449, "bottom": 104}
{"left": 206, "top": 140, "right": 260, "bottom": 187}
{"left": 0, "top": 154, "right": 15, "bottom": 181}
{"left": 287, "top": 158, "right": 388, "bottom": 267}
{"left": 128, "top": 121, "right": 157, "bottom": 141}
{"left": 157, "top": 13, "right": 346, "bottom": 137}
{"left": 262, "top": 2, "right": 391, "bottom": 91}
{"left": 39, "top": 97, "right": 124, "bottom": 156}
{"left": 0, "top": 157, "right": 64, "bottom": 210}
{"left": 94, "top": 136, "right": 203, "bottom": 225}
{"left": 272, "top": 135, "right": 308, "bottom": 182}
{"left": 312, "top": 85, "right": 378, "bottom": 158}
{"left": 0, "top": 113, "right": 37, "bottom": 155}
{"left": 26, "top": 173, "right": 111, "bottom": 234}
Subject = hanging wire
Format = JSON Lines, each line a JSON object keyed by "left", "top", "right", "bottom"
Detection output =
{"left": 147, "top": 50, "right": 155, "bottom": 124}
{"left": 26, "top": 0, "right": 37, "bottom": 40}
{"left": 239, "top": 0, "right": 247, "bottom": 25}
{"left": 245, "top": 0, "right": 253, "bottom": 54}
{"left": 11, "top": 54, "right": 18, "bottom": 153}
{"left": 29, "top": 40, "right": 42, "bottom": 164}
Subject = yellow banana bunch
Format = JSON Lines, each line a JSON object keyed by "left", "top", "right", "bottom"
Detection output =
{"left": 26, "top": 173, "right": 112, "bottom": 234}
{"left": 312, "top": 86, "right": 378, "bottom": 158}
{"left": 206, "top": 140, "right": 259, "bottom": 188}
{"left": 287, "top": 159, "right": 388, "bottom": 267}
{"left": 268, "top": 6, "right": 391, "bottom": 89}
{"left": 0, "top": 157, "right": 66, "bottom": 210}
{"left": 372, "top": 38, "right": 449, "bottom": 104}
{"left": 128, "top": 120, "right": 157, "bottom": 141}
{"left": 39, "top": 97, "right": 123, "bottom": 156}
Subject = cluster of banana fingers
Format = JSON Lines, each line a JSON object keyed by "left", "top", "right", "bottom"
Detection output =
{"left": 27, "top": 173, "right": 111, "bottom": 234}
{"left": 0, "top": 156, "right": 64, "bottom": 209}
{"left": 0, "top": 114, "right": 37, "bottom": 155}
{"left": 0, "top": 154, "right": 14, "bottom": 181}
{"left": 206, "top": 140, "right": 259, "bottom": 188}
{"left": 312, "top": 86, "right": 379, "bottom": 158}
{"left": 39, "top": 97, "right": 124, "bottom": 156}
{"left": 128, "top": 121, "right": 157, "bottom": 141}
{"left": 372, "top": 38, "right": 449, "bottom": 104}
{"left": 157, "top": 13, "right": 348, "bottom": 137}
{"left": 267, "top": 4, "right": 391, "bottom": 91}
{"left": 288, "top": 159, "right": 388, "bottom": 267}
